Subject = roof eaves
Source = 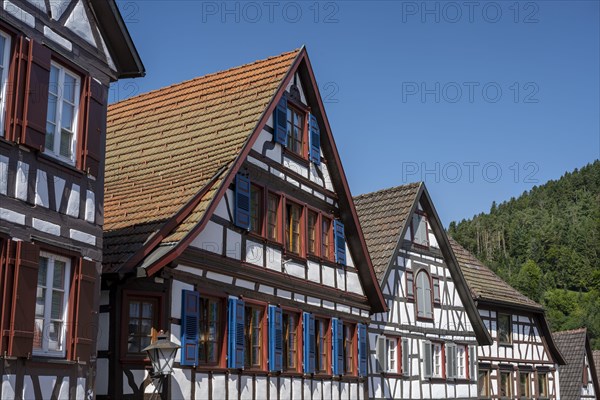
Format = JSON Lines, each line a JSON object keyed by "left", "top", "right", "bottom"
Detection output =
{"left": 419, "top": 185, "right": 493, "bottom": 346}
{"left": 89, "top": 0, "right": 145, "bottom": 78}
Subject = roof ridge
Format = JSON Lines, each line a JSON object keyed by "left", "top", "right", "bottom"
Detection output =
{"left": 354, "top": 182, "right": 422, "bottom": 200}
{"left": 554, "top": 327, "right": 588, "bottom": 335}
{"left": 108, "top": 48, "right": 301, "bottom": 109}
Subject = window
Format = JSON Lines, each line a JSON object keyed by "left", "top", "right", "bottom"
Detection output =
{"left": 406, "top": 271, "right": 414, "bottom": 299}
{"left": 321, "top": 217, "right": 331, "bottom": 260}
{"left": 498, "top": 314, "right": 512, "bottom": 344}
{"left": 478, "top": 370, "right": 490, "bottom": 397}
{"left": 34, "top": 253, "right": 71, "bottom": 356}
{"left": 267, "top": 193, "right": 280, "bottom": 241}
{"left": 386, "top": 338, "right": 398, "bottom": 373}
{"left": 286, "top": 201, "right": 303, "bottom": 255}
{"left": 433, "top": 277, "right": 441, "bottom": 304}
{"left": 126, "top": 297, "right": 158, "bottom": 356}
{"left": 500, "top": 371, "right": 512, "bottom": 398}
{"left": 45, "top": 63, "right": 80, "bottom": 164}
{"left": 411, "top": 212, "right": 429, "bottom": 247}
{"left": 315, "top": 318, "right": 328, "bottom": 373}
{"left": 199, "top": 297, "right": 222, "bottom": 365}
{"left": 401, "top": 338, "right": 410, "bottom": 375}
{"left": 343, "top": 324, "right": 355, "bottom": 375}
{"left": 456, "top": 345, "right": 467, "bottom": 379}
{"left": 0, "top": 31, "right": 11, "bottom": 136}
{"left": 519, "top": 372, "right": 531, "bottom": 399}
{"left": 416, "top": 270, "right": 433, "bottom": 319}
{"left": 307, "top": 210, "right": 318, "bottom": 255}
{"left": 249, "top": 185, "right": 263, "bottom": 235}
{"left": 286, "top": 105, "right": 304, "bottom": 155}
{"left": 244, "top": 305, "right": 263, "bottom": 368}
{"left": 537, "top": 372, "right": 548, "bottom": 398}
{"left": 432, "top": 343, "right": 443, "bottom": 378}
{"left": 446, "top": 344, "right": 457, "bottom": 379}
{"left": 283, "top": 312, "right": 298, "bottom": 371}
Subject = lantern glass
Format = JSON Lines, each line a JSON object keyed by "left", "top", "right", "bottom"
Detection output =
{"left": 144, "top": 331, "right": 180, "bottom": 376}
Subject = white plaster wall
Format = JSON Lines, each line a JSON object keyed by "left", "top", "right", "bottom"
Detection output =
{"left": 191, "top": 220, "right": 223, "bottom": 254}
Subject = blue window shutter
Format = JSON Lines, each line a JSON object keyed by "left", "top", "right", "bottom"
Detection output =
{"left": 274, "top": 92, "right": 288, "bottom": 145}
{"left": 358, "top": 324, "right": 367, "bottom": 377}
{"left": 332, "top": 318, "right": 343, "bottom": 375}
{"left": 334, "top": 220, "right": 346, "bottom": 265}
{"left": 303, "top": 312, "right": 315, "bottom": 374}
{"left": 308, "top": 113, "right": 321, "bottom": 165}
{"left": 235, "top": 174, "right": 251, "bottom": 230}
{"left": 268, "top": 305, "right": 283, "bottom": 372}
{"left": 181, "top": 290, "right": 200, "bottom": 366}
{"left": 228, "top": 298, "right": 245, "bottom": 368}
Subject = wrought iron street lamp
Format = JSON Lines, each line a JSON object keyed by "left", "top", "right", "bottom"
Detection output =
{"left": 143, "top": 330, "right": 180, "bottom": 399}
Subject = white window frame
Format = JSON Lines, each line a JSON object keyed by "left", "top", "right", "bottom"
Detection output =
{"left": 34, "top": 251, "right": 71, "bottom": 357}
{"left": 45, "top": 62, "right": 80, "bottom": 165}
{"left": 456, "top": 345, "right": 467, "bottom": 379}
{"left": 0, "top": 30, "right": 11, "bottom": 137}
{"left": 386, "top": 337, "right": 397, "bottom": 373}
{"left": 432, "top": 342, "right": 443, "bottom": 378}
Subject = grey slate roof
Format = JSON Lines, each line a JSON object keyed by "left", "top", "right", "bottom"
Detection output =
{"left": 449, "top": 237, "right": 543, "bottom": 310}
{"left": 353, "top": 183, "right": 421, "bottom": 279}
{"left": 594, "top": 351, "right": 600, "bottom": 388}
{"left": 554, "top": 328, "right": 599, "bottom": 399}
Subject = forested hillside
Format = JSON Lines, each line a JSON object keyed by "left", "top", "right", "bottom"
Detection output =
{"left": 448, "top": 160, "right": 600, "bottom": 348}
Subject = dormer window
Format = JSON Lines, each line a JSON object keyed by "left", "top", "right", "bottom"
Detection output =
{"left": 286, "top": 105, "right": 305, "bottom": 156}
{"left": 411, "top": 211, "right": 429, "bottom": 247}
{"left": 0, "top": 31, "right": 11, "bottom": 136}
{"left": 45, "top": 63, "right": 80, "bottom": 165}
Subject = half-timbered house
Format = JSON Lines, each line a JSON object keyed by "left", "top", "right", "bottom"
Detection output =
{"left": 100, "top": 47, "right": 386, "bottom": 399}
{"left": 554, "top": 328, "right": 599, "bottom": 400}
{"left": 0, "top": 1, "right": 144, "bottom": 398}
{"left": 353, "top": 183, "right": 492, "bottom": 399}
{"left": 450, "top": 239, "right": 566, "bottom": 399}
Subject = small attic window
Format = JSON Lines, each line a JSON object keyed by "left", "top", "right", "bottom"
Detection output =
{"left": 411, "top": 212, "right": 429, "bottom": 247}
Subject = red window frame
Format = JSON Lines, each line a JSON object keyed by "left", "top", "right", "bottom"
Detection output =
{"left": 121, "top": 291, "right": 164, "bottom": 362}
{"left": 249, "top": 184, "right": 264, "bottom": 235}
{"left": 284, "top": 99, "right": 309, "bottom": 159}
{"left": 314, "top": 317, "right": 331, "bottom": 375}
{"left": 266, "top": 192, "right": 282, "bottom": 243}
{"left": 307, "top": 209, "right": 319, "bottom": 256}
{"left": 415, "top": 269, "right": 434, "bottom": 321}
{"left": 342, "top": 322, "right": 357, "bottom": 376}
{"left": 243, "top": 301, "right": 267, "bottom": 371}
{"left": 321, "top": 216, "right": 333, "bottom": 261}
{"left": 285, "top": 199, "right": 304, "bottom": 257}
{"left": 281, "top": 308, "right": 302, "bottom": 373}
{"left": 197, "top": 294, "right": 226, "bottom": 367}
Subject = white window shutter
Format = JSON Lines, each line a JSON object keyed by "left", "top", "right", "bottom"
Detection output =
{"left": 423, "top": 341, "right": 432, "bottom": 378}
{"left": 376, "top": 335, "right": 386, "bottom": 373}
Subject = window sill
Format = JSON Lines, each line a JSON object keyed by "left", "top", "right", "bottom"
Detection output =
{"left": 283, "top": 148, "right": 310, "bottom": 166}
{"left": 38, "top": 151, "right": 87, "bottom": 177}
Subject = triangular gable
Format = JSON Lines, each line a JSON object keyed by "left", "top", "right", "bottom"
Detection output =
{"left": 111, "top": 47, "right": 387, "bottom": 313}
{"left": 355, "top": 183, "right": 492, "bottom": 344}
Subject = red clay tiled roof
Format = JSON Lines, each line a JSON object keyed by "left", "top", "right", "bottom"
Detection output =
{"left": 353, "top": 183, "right": 421, "bottom": 279}
{"left": 449, "top": 237, "right": 543, "bottom": 310}
{"left": 103, "top": 49, "right": 300, "bottom": 272}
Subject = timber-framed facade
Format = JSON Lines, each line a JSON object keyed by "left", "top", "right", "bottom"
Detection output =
{"left": 450, "top": 239, "right": 566, "bottom": 399}
{"left": 99, "top": 48, "right": 386, "bottom": 399}
{"left": 0, "top": 0, "right": 143, "bottom": 398}
{"left": 354, "top": 183, "right": 492, "bottom": 399}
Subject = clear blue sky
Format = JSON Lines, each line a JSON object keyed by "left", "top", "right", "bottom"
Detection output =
{"left": 114, "top": 0, "right": 600, "bottom": 226}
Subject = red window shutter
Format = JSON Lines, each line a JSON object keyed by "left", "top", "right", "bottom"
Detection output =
{"left": 70, "top": 258, "right": 98, "bottom": 362}
{"left": 4, "top": 35, "right": 27, "bottom": 142}
{"left": 8, "top": 241, "right": 39, "bottom": 357}
{"left": 0, "top": 239, "right": 9, "bottom": 353}
{"left": 20, "top": 40, "right": 51, "bottom": 151}
{"left": 80, "top": 77, "right": 107, "bottom": 177}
